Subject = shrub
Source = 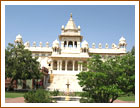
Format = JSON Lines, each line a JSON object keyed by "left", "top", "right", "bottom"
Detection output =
{"left": 51, "top": 89, "right": 60, "bottom": 96}
{"left": 24, "top": 89, "right": 54, "bottom": 103}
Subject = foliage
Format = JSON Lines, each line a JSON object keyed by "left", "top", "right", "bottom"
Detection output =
{"left": 24, "top": 89, "right": 54, "bottom": 103}
{"left": 77, "top": 48, "right": 135, "bottom": 103}
{"left": 130, "top": 46, "right": 135, "bottom": 55}
{"left": 51, "top": 89, "right": 60, "bottom": 96}
{"left": 5, "top": 43, "right": 41, "bottom": 88}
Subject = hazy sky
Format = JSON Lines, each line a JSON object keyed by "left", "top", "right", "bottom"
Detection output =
{"left": 5, "top": 5, "right": 135, "bottom": 51}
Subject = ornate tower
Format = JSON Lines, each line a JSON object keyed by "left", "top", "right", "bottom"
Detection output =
{"left": 52, "top": 39, "right": 60, "bottom": 54}
{"left": 81, "top": 40, "right": 89, "bottom": 53}
{"left": 15, "top": 34, "right": 23, "bottom": 44}
{"left": 59, "top": 13, "right": 83, "bottom": 50}
{"left": 119, "top": 36, "right": 127, "bottom": 50}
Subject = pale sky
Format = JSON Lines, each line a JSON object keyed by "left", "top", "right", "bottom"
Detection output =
{"left": 5, "top": 5, "right": 135, "bottom": 51}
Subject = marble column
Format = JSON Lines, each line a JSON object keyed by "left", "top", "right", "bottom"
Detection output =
{"left": 73, "top": 60, "right": 75, "bottom": 71}
{"left": 60, "top": 60, "right": 62, "bottom": 71}
{"left": 65, "top": 60, "right": 67, "bottom": 71}
{"left": 78, "top": 63, "right": 80, "bottom": 71}
{"left": 67, "top": 41, "right": 68, "bottom": 47}
{"left": 73, "top": 41, "right": 74, "bottom": 48}
{"left": 57, "top": 60, "right": 59, "bottom": 71}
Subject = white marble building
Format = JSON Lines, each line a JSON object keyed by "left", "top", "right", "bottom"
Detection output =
{"left": 15, "top": 13, "right": 127, "bottom": 92}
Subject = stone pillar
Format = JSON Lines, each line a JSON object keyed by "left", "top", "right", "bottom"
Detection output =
{"left": 78, "top": 63, "right": 80, "bottom": 71}
{"left": 73, "top": 41, "right": 74, "bottom": 48}
{"left": 67, "top": 41, "right": 68, "bottom": 47}
{"left": 60, "top": 60, "right": 62, "bottom": 71}
{"left": 61, "top": 42, "right": 64, "bottom": 49}
{"left": 57, "top": 60, "right": 59, "bottom": 71}
{"left": 65, "top": 60, "right": 67, "bottom": 71}
{"left": 77, "top": 42, "right": 80, "bottom": 49}
{"left": 73, "top": 60, "right": 75, "bottom": 71}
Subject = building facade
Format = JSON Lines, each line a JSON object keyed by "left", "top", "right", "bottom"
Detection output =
{"left": 15, "top": 13, "right": 127, "bottom": 91}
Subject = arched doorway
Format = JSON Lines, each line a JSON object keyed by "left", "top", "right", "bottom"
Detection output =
{"left": 53, "top": 60, "right": 57, "bottom": 70}
{"left": 64, "top": 41, "right": 67, "bottom": 47}
{"left": 62, "top": 61, "right": 65, "bottom": 70}
{"left": 68, "top": 41, "right": 73, "bottom": 48}
{"left": 67, "top": 61, "right": 72, "bottom": 71}
{"left": 74, "top": 41, "right": 77, "bottom": 48}
{"left": 75, "top": 61, "right": 78, "bottom": 71}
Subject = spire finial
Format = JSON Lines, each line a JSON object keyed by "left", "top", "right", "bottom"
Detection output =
{"left": 70, "top": 13, "right": 72, "bottom": 18}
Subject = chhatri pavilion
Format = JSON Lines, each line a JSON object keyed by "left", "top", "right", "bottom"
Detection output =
{"left": 15, "top": 13, "right": 127, "bottom": 91}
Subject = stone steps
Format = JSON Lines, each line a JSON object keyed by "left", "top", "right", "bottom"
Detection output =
{"left": 45, "top": 74, "right": 82, "bottom": 92}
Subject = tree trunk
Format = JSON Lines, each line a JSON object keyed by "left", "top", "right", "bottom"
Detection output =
{"left": 110, "top": 96, "right": 118, "bottom": 103}
{"left": 15, "top": 79, "right": 18, "bottom": 89}
{"left": 8, "top": 78, "right": 15, "bottom": 91}
{"left": 22, "top": 80, "right": 26, "bottom": 89}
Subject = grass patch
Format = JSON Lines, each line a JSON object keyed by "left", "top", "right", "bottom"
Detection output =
{"left": 5, "top": 91, "right": 25, "bottom": 98}
{"left": 118, "top": 94, "right": 135, "bottom": 101}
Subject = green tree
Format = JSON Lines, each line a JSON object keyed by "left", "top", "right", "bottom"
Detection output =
{"left": 130, "top": 46, "right": 135, "bottom": 55}
{"left": 5, "top": 43, "right": 41, "bottom": 89}
{"left": 117, "top": 48, "right": 135, "bottom": 94}
{"left": 77, "top": 49, "right": 135, "bottom": 103}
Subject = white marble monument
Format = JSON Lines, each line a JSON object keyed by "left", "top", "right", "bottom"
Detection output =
{"left": 15, "top": 13, "right": 127, "bottom": 92}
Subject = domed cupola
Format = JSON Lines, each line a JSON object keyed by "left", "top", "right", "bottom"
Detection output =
{"left": 15, "top": 34, "right": 23, "bottom": 44}
{"left": 82, "top": 40, "right": 88, "bottom": 48}
{"left": 53, "top": 39, "right": 59, "bottom": 48}
{"left": 81, "top": 40, "right": 89, "bottom": 53}
{"left": 119, "top": 36, "right": 127, "bottom": 48}
{"left": 52, "top": 39, "right": 60, "bottom": 54}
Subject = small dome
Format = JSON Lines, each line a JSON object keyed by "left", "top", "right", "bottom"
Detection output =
{"left": 61, "top": 25, "right": 64, "bottom": 29}
{"left": 15, "top": 34, "right": 23, "bottom": 43}
{"left": 119, "top": 36, "right": 126, "bottom": 42}
{"left": 92, "top": 43, "right": 95, "bottom": 45}
{"left": 52, "top": 39, "right": 59, "bottom": 48}
{"left": 16, "top": 34, "right": 22, "bottom": 39}
{"left": 82, "top": 40, "right": 88, "bottom": 48}
{"left": 53, "top": 39, "right": 59, "bottom": 44}
{"left": 82, "top": 40, "right": 88, "bottom": 45}
{"left": 78, "top": 26, "right": 80, "bottom": 30}
{"left": 119, "top": 36, "right": 127, "bottom": 47}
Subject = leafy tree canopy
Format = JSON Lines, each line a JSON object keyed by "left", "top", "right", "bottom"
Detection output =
{"left": 5, "top": 43, "right": 41, "bottom": 87}
{"left": 77, "top": 47, "right": 135, "bottom": 103}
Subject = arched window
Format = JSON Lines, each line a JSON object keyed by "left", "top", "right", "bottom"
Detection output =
{"left": 84, "top": 48, "right": 86, "bottom": 53}
{"left": 64, "top": 41, "right": 67, "bottom": 47}
{"left": 54, "top": 48, "right": 56, "bottom": 52}
{"left": 68, "top": 41, "right": 73, "bottom": 48}
{"left": 74, "top": 41, "right": 77, "bottom": 47}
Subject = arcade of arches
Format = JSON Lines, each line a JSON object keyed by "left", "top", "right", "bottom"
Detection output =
{"left": 52, "top": 60, "right": 87, "bottom": 71}
{"left": 64, "top": 41, "right": 77, "bottom": 48}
